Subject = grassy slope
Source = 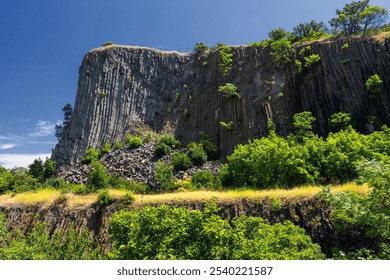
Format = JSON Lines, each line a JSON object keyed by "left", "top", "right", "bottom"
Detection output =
{"left": 0, "top": 182, "right": 369, "bottom": 207}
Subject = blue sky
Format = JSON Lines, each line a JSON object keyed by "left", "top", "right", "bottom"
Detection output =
{"left": 0, "top": 0, "right": 389, "bottom": 168}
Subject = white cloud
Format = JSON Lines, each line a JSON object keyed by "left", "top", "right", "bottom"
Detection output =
{"left": 29, "top": 120, "right": 55, "bottom": 137}
{"left": 0, "top": 153, "right": 51, "bottom": 169}
{"left": 0, "top": 143, "right": 16, "bottom": 150}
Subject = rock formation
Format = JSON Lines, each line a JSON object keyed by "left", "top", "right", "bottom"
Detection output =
{"left": 52, "top": 35, "right": 390, "bottom": 167}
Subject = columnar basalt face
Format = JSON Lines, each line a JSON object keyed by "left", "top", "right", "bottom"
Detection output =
{"left": 52, "top": 37, "right": 390, "bottom": 167}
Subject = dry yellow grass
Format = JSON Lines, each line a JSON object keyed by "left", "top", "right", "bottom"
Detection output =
{"left": 372, "top": 31, "right": 390, "bottom": 43}
{"left": 0, "top": 182, "right": 370, "bottom": 208}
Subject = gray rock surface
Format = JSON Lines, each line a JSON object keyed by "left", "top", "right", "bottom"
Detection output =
{"left": 52, "top": 37, "right": 390, "bottom": 167}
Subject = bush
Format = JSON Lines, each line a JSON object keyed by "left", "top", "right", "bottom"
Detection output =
{"left": 304, "top": 54, "right": 321, "bottom": 67}
{"left": 329, "top": 112, "right": 354, "bottom": 132}
{"left": 187, "top": 142, "right": 207, "bottom": 166}
{"left": 125, "top": 135, "right": 142, "bottom": 148}
{"left": 143, "top": 132, "right": 153, "bottom": 143}
{"left": 194, "top": 42, "right": 209, "bottom": 53}
{"left": 97, "top": 190, "right": 115, "bottom": 206}
{"left": 121, "top": 192, "right": 135, "bottom": 204}
{"left": 28, "top": 158, "right": 44, "bottom": 179}
{"left": 219, "top": 46, "right": 233, "bottom": 76}
{"left": 270, "top": 38, "right": 293, "bottom": 67}
{"left": 191, "top": 170, "right": 214, "bottom": 188}
{"left": 218, "top": 83, "right": 241, "bottom": 98}
{"left": 200, "top": 133, "right": 220, "bottom": 160}
{"left": 88, "top": 162, "right": 109, "bottom": 191}
{"left": 113, "top": 142, "right": 123, "bottom": 150}
{"left": 108, "top": 202, "right": 324, "bottom": 260}
{"left": 43, "top": 159, "right": 56, "bottom": 179}
{"left": 172, "top": 152, "right": 193, "bottom": 171}
{"left": 270, "top": 197, "right": 282, "bottom": 212}
{"left": 102, "top": 41, "right": 113, "bottom": 46}
{"left": 82, "top": 148, "right": 99, "bottom": 165}
{"left": 155, "top": 134, "right": 181, "bottom": 157}
{"left": 366, "top": 74, "right": 383, "bottom": 94}
{"left": 99, "top": 143, "right": 111, "bottom": 158}
{"left": 154, "top": 161, "right": 176, "bottom": 191}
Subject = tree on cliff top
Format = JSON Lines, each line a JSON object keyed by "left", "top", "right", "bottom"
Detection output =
{"left": 329, "top": 0, "right": 388, "bottom": 35}
{"left": 55, "top": 103, "right": 73, "bottom": 141}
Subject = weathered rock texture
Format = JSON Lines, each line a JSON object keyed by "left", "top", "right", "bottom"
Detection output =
{"left": 52, "top": 36, "right": 390, "bottom": 167}
{"left": 0, "top": 198, "right": 376, "bottom": 256}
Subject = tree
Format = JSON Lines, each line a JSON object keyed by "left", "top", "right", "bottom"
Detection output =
{"left": 43, "top": 158, "right": 56, "bottom": 179}
{"left": 329, "top": 112, "right": 354, "bottom": 132}
{"left": 28, "top": 158, "right": 44, "bottom": 179}
{"left": 293, "top": 111, "right": 316, "bottom": 140}
{"left": 292, "top": 20, "right": 327, "bottom": 41}
{"left": 329, "top": 0, "right": 388, "bottom": 35}
{"left": 268, "top": 28, "right": 291, "bottom": 41}
{"left": 55, "top": 103, "right": 73, "bottom": 141}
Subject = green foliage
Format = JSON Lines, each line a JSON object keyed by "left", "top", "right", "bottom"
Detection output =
{"left": 295, "top": 59, "right": 303, "bottom": 73}
{"left": 219, "top": 121, "right": 234, "bottom": 131}
{"left": 55, "top": 103, "right": 73, "bottom": 140}
{"left": 187, "top": 142, "right": 207, "bottom": 165}
{"left": 194, "top": 42, "right": 209, "bottom": 53}
{"left": 121, "top": 192, "right": 135, "bottom": 204}
{"left": 125, "top": 134, "right": 143, "bottom": 148}
{"left": 97, "top": 189, "right": 115, "bottom": 206}
{"left": 155, "top": 134, "right": 181, "bottom": 157}
{"left": 292, "top": 20, "right": 327, "bottom": 41}
{"left": 108, "top": 175, "right": 150, "bottom": 194}
{"left": 329, "top": 112, "right": 354, "bottom": 132}
{"left": 268, "top": 28, "right": 291, "bottom": 41}
{"left": 108, "top": 203, "right": 324, "bottom": 260}
{"left": 28, "top": 158, "right": 44, "bottom": 179}
{"left": 329, "top": 0, "right": 388, "bottom": 35}
{"left": 219, "top": 46, "right": 233, "bottom": 76}
{"left": 154, "top": 161, "right": 175, "bottom": 191}
{"left": 191, "top": 170, "right": 214, "bottom": 188}
{"left": 99, "top": 143, "right": 111, "bottom": 158}
{"left": 0, "top": 217, "right": 104, "bottom": 260}
{"left": 143, "top": 132, "right": 153, "bottom": 143}
{"left": 88, "top": 162, "right": 109, "bottom": 191}
{"left": 218, "top": 83, "right": 241, "bottom": 98}
{"left": 293, "top": 111, "right": 316, "bottom": 140}
{"left": 113, "top": 142, "right": 123, "bottom": 150}
{"left": 270, "top": 38, "right": 293, "bottom": 67}
{"left": 102, "top": 41, "right": 113, "bottom": 46}
{"left": 82, "top": 148, "right": 99, "bottom": 165}
{"left": 183, "top": 108, "right": 190, "bottom": 118}
{"left": 172, "top": 152, "right": 193, "bottom": 171}
{"left": 43, "top": 159, "right": 56, "bottom": 179}
{"left": 278, "top": 92, "right": 284, "bottom": 97}
{"left": 199, "top": 132, "right": 220, "bottom": 160}
{"left": 269, "top": 197, "right": 282, "bottom": 212}
{"left": 96, "top": 89, "right": 107, "bottom": 96}
{"left": 365, "top": 74, "right": 383, "bottom": 94}
{"left": 304, "top": 54, "right": 321, "bottom": 67}
{"left": 341, "top": 42, "right": 350, "bottom": 50}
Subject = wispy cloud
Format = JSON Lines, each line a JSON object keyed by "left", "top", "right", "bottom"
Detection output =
{"left": 29, "top": 120, "right": 55, "bottom": 137}
{"left": 0, "top": 143, "right": 16, "bottom": 150}
{"left": 0, "top": 153, "right": 51, "bottom": 169}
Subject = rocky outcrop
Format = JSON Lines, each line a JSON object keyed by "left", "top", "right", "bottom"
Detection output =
{"left": 52, "top": 36, "right": 390, "bottom": 167}
{"left": 58, "top": 141, "right": 221, "bottom": 189}
{"left": 0, "top": 198, "right": 376, "bottom": 256}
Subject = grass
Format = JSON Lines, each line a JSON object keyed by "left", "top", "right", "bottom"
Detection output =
{"left": 0, "top": 182, "right": 369, "bottom": 207}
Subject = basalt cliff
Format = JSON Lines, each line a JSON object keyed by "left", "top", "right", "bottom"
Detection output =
{"left": 52, "top": 35, "right": 390, "bottom": 167}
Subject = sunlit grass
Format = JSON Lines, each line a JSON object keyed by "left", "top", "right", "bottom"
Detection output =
{"left": 0, "top": 182, "right": 370, "bottom": 207}
{"left": 0, "top": 189, "right": 60, "bottom": 206}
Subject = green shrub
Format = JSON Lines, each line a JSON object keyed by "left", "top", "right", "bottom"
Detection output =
{"left": 154, "top": 161, "right": 176, "bottom": 191}
{"left": 187, "top": 142, "right": 207, "bottom": 165}
{"left": 366, "top": 74, "right": 383, "bottom": 94}
{"left": 219, "top": 46, "right": 233, "bottom": 76}
{"left": 143, "top": 132, "right": 153, "bottom": 143}
{"left": 270, "top": 38, "right": 293, "bottom": 67}
{"left": 194, "top": 42, "right": 209, "bottom": 53}
{"left": 28, "top": 158, "right": 44, "bottom": 179}
{"left": 155, "top": 134, "right": 181, "bottom": 157}
{"left": 113, "top": 142, "right": 123, "bottom": 150}
{"left": 200, "top": 133, "right": 220, "bottom": 160}
{"left": 172, "top": 152, "right": 193, "bottom": 171}
{"left": 270, "top": 197, "right": 282, "bottom": 212}
{"left": 125, "top": 135, "right": 142, "bottom": 148}
{"left": 97, "top": 190, "right": 115, "bottom": 206}
{"left": 218, "top": 83, "right": 241, "bottom": 98}
{"left": 219, "top": 121, "right": 234, "bottom": 131}
{"left": 108, "top": 202, "right": 324, "bottom": 260}
{"left": 82, "top": 148, "right": 99, "bottom": 165}
{"left": 295, "top": 59, "right": 303, "bottom": 73}
{"left": 329, "top": 112, "right": 354, "bottom": 132}
{"left": 102, "top": 41, "right": 113, "bottom": 46}
{"left": 99, "top": 143, "right": 111, "bottom": 158}
{"left": 191, "top": 170, "right": 214, "bottom": 188}
{"left": 88, "top": 162, "right": 109, "bottom": 191}
{"left": 304, "top": 54, "right": 321, "bottom": 67}
{"left": 121, "top": 192, "right": 135, "bottom": 204}
{"left": 43, "top": 159, "right": 56, "bottom": 179}
{"left": 109, "top": 175, "right": 150, "bottom": 194}
{"left": 97, "top": 89, "right": 107, "bottom": 96}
